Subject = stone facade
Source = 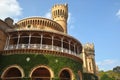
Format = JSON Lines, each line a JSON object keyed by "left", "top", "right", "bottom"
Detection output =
{"left": 0, "top": 4, "right": 98, "bottom": 80}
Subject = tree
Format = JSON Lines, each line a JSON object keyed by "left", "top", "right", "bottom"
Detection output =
{"left": 100, "top": 74, "right": 114, "bottom": 80}
{"left": 113, "top": 66, "right": 120, "bottom": 73}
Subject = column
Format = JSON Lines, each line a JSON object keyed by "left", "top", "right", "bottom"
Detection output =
{"left": 52, "top": 36, "right": 54, "bottom": 50}
{"left": 7, "top": 35, "right": 11, "bottom": 50}
{"left": 40, "top": 34, "right": 43, "bottom": 49}
{"left": 16, "top": 34, "right": 20, "bottom": 49}
{"left": 4, "top": 37, "right": 8, "bottom": 50}
{"left": 69, "top": 41, "right": 71, "bottom": 54}
{"left": 74, "top": 44, "right": 75, "bottom": 55}
{"left": 76, "top": 46, "right": 80, "bottom": 54}
{"left": 28, "top": 34, "right": 31, "bottom": 48}
{"left": 61, "top": 38, "right": 63, "bottom": 52}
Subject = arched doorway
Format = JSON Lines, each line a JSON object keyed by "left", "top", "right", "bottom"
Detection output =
{"left": 2, "top": 67, "right": 22, "bottom": 80}
{"left": 31, "top": 67, "right": 51, "bottom": 80}
{"left": 59, "top": 69, "right": 71, "bottom": 80}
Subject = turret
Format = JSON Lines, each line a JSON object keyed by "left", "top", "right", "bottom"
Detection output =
{"left": 51, "top": 4, "right": 68, "bottom": 34}
{"left": 4, "top": 17, "right": 14, "bottom": 27}
{"left": 84, "top": 43, "right": 95, "bottom": 57}
{"left": 83, "top": 43, "right": 97, "bottom": 74}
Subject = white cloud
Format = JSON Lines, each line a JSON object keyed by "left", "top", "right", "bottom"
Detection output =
{"left": 67, "top": 12, "right": 71, "bottom": 23}
{"left": 43, "top": 10, "right": 51, "bottom": 19}
{"left": 68, "top": 12, "right": 75, "bottom": 29}
{"left": 97, "top": 59, "right": 120, "bottom": 71}
{"left": 97, "top": 59, "right": 116, "bottom": 66}
{"left": 0, "top": 0, "right": 22, "bottom": 20}
{"left": 116, "top": 9, "right": 120, "bottom": 18}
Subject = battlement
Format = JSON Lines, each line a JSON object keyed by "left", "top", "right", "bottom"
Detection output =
{"left": 84, "top": 43, "right": 95, "bottom": 53}
{"left": 52, "top": 3, "right": 68, "bottom": 9}
{"left": 52, "top": 3, "right": 68, "bottom": 19}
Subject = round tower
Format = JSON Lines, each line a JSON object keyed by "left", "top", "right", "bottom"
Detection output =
{"left": 51, "top": 4, "right": 68, "bottom": 33}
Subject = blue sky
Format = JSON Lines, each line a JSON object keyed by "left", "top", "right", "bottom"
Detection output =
{"left": 0, "top": 0, "right": 120, "bottom": 71}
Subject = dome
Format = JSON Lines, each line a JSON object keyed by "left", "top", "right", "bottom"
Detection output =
{"left": 16, "top": 17, "right": 64, "bottom": 33}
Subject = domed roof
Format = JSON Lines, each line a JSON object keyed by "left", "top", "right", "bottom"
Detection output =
{"left": 16, "top": 17, "right": 64, "bottom": 32}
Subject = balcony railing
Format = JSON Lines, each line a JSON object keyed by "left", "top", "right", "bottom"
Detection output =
{"left": 6, "top": 44, "right": 77, "bottom": 56}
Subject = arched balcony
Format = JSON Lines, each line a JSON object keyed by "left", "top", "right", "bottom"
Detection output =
{"left": 5, "top": 31, "right": 82, "bottom": 56}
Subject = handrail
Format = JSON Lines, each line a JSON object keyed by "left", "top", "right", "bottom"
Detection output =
{"left": 6, "top": 44, "right": 77, "bottom": 56}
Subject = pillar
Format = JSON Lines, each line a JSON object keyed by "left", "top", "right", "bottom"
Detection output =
{"left": 69, "top": 41, "right": 71, "bottom": 54}
{"left": 52, "top": 36, "right": 54, "bottom": 50}
{"left": 61, "top": 38, "right": 63, "bottom": 52}
{"left": 16, "top": 34, "right": 20, "bottom": 49}
{"left": 40, "top": 34, "right": 43, "bottom": 49}
{"left": 4, "top": 37, "right": 8, "bottom": 50}
{"left": 7, "top": 35, "right": 11, "bottom": 50}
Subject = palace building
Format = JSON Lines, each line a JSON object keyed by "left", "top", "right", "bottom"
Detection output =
{"left": 0, "top": 4, "right": 98, "bottom": 80}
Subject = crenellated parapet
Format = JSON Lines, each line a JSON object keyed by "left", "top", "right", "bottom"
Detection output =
{"left": 16, "top": 17, "right": 64, "bottom": 32}
{"left": 83, "top": 43, "right": 95, "bottom": 55}
{"left": 52, "top": 4, "right": 68, "bottom": 20}
{"left": 52, "top": 4, "right": 68, "bottom": 8}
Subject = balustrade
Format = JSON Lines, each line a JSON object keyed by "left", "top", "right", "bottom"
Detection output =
{"left": 6, "top": 44, "right": 77, "bottom": 56}
{"left": 4, "top": 32, "right": 81, "bottom": 56}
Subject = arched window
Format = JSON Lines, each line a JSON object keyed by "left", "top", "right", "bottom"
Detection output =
{"left": 31, "top": 67, "right": 51, "bottom": 80}
{"left": 59, "top": 69, "right": 71, "bottom": 80}
{"left": 2, "top": 67, "right": 22, "bottom": 80}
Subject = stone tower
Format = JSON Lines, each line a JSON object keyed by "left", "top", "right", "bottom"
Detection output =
{"left": 82, "top": 43, "right": 97, "bottom": 74}
{"left": 51, "top": 4, "right": 68, "bottom": 33}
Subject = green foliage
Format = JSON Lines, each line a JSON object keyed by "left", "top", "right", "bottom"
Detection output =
{"left": 0, "top": 53, "right": 83, "bottom": 80}
{"left": 100, "top": 74, "right": 114, "bottom": 80}
{"left": 98, "top": 70, "right": 120, "bottom": 80}
{"left": 113, "top": 66, "right": 120, "bottom": 73}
